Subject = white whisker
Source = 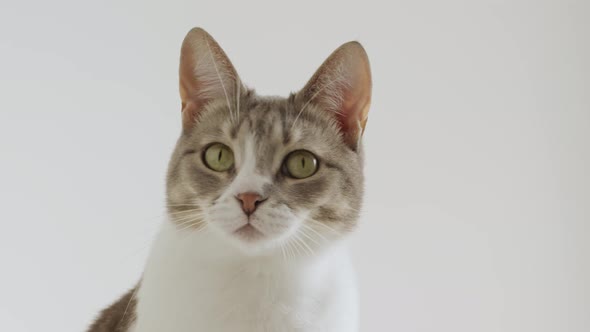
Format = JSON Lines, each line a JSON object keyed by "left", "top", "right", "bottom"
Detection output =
{"left": 204, "top": 37, "right": 234, "bottom": 122}
{"left": 285, "top": 240, "right": 296, "bottom": 261}
{"left": 236, "top": 78, "right": 241, "bottom": 122}
{"left": 168, "top": 208, "right": 202, "bottom": 215}
{"left": 169, "top": 211, "right": 206, "bottom": 219}
{"left": 298, "top": 226, "right": 322, "bottom": 246}
{"left": 116, "top": 285, "right": 140, "bottom": 331}
{"left": 291, "top": 236, "right": 306, "bottom": 257}
{"left": 281, "top": 243, "right": 289, "bottom": 261}
{"left": 172, "top": 215, "right": 206, "bottom": 227}
{"left": 309, "top": 219, "right": 340, "bottom": 235}
{"left": 291, "top": 78, "right": 341, "bottom": 130}
{"left": 294, "top": 231, "right": 314, "bottom": 256}
{"left": 175, "top": 221, "right": 206, "bottom": 234}
{"left": 301, "top": 223, "right": 329, "bottom": 243}
{"left": 168, "top": 214, "right": 205, "bottom": 222}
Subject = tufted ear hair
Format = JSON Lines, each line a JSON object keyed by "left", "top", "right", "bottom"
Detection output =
{"left": 179, "top": 27, "right": 242, "bottom": 131}
{"left": 297, "top": 41, "right": 372, "bottom": 149}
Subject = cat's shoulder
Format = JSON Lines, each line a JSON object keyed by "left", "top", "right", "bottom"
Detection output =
{"left": 87, "top": 286, "right": 137, "bottom": 332}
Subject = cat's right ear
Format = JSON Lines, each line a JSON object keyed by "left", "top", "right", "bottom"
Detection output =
{"left": 179, "top": 28, "right": 241, "bottom": 131}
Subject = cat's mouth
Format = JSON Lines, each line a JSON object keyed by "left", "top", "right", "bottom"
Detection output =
{"left": 233, "top": 224, "right": 265, "bottom": 241}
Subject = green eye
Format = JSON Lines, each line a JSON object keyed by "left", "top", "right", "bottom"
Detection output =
{"left": 203, "top": 143, "right": 234, "bottom": 172}
{"left": 284, "top": 150, "right": 318, "bottom": 179}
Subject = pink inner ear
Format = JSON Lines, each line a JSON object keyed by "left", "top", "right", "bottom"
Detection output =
{"left": 178, "top": 28, "right": 240, "bottom": 131}
{"left": 340, "top": 87, "right": 370, "bottom": 139}
{"left": 299, "top": 41, "right": 372, "bottom": 148}
{"left": 336, "top": 61, "right": 372, "bottom": 146}
{"left": 340, "top": 103, "right": 364, "bottom": 143}
{"left": 181, "top": 101, "right": 200, "bottom": 131}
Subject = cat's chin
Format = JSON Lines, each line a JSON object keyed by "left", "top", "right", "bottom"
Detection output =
{"left": 220, "top": 224, "right": 291, "bottom": 256}
{"left": 233, "top": 224, "right": 266, "bottom": 242}
{"left": 205, "top": 212, "right": 305, "bottom": 255}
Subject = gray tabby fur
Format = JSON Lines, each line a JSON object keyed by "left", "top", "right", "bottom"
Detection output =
{"left": 88, "top": 27, "right": 371, "bottom": 331}
{"left": 167, "top": 92, "right": 364, "bottom": 233}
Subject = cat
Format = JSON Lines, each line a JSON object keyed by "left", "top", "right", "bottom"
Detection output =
{"left": 87, "top": 27, "right": 372, "bottom": 332}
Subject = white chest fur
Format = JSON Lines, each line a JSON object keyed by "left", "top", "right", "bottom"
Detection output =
{"left": 133, "top": 221, "right": 358, "bottom": 332}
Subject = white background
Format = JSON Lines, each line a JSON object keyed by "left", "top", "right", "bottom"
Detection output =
{"left": 1, "top": 0, "right": 588, "bottom": 331}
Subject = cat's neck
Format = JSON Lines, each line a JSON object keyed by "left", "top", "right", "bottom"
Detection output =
{"left": 145, "top": 219, "right": 347, "bottom": 274}
{"left": 135, "top": 219, "right": 357, "bottom": 332}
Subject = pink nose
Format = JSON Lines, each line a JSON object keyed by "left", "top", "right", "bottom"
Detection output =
{"left": 236, "top": 192, "right": 266, "bottom": 216}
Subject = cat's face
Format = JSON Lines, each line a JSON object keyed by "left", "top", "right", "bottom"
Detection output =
{"left": 166, "top": 28, "right": 371, "bottom": 256}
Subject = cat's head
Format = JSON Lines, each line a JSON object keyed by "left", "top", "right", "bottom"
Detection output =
{"left": 166, "top": 28, "right": 371, "bottom": 256}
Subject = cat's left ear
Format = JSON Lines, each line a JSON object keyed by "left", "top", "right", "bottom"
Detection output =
{"left": 297, "top": 41, "right": 372, "bottom": 150}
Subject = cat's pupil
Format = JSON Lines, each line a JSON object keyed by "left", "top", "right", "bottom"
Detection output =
{"left": 301, "top": 157, "right": 305, "bottom": 168}
{"left": 218, "top": 150, "right": 223, "bottom": 162}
